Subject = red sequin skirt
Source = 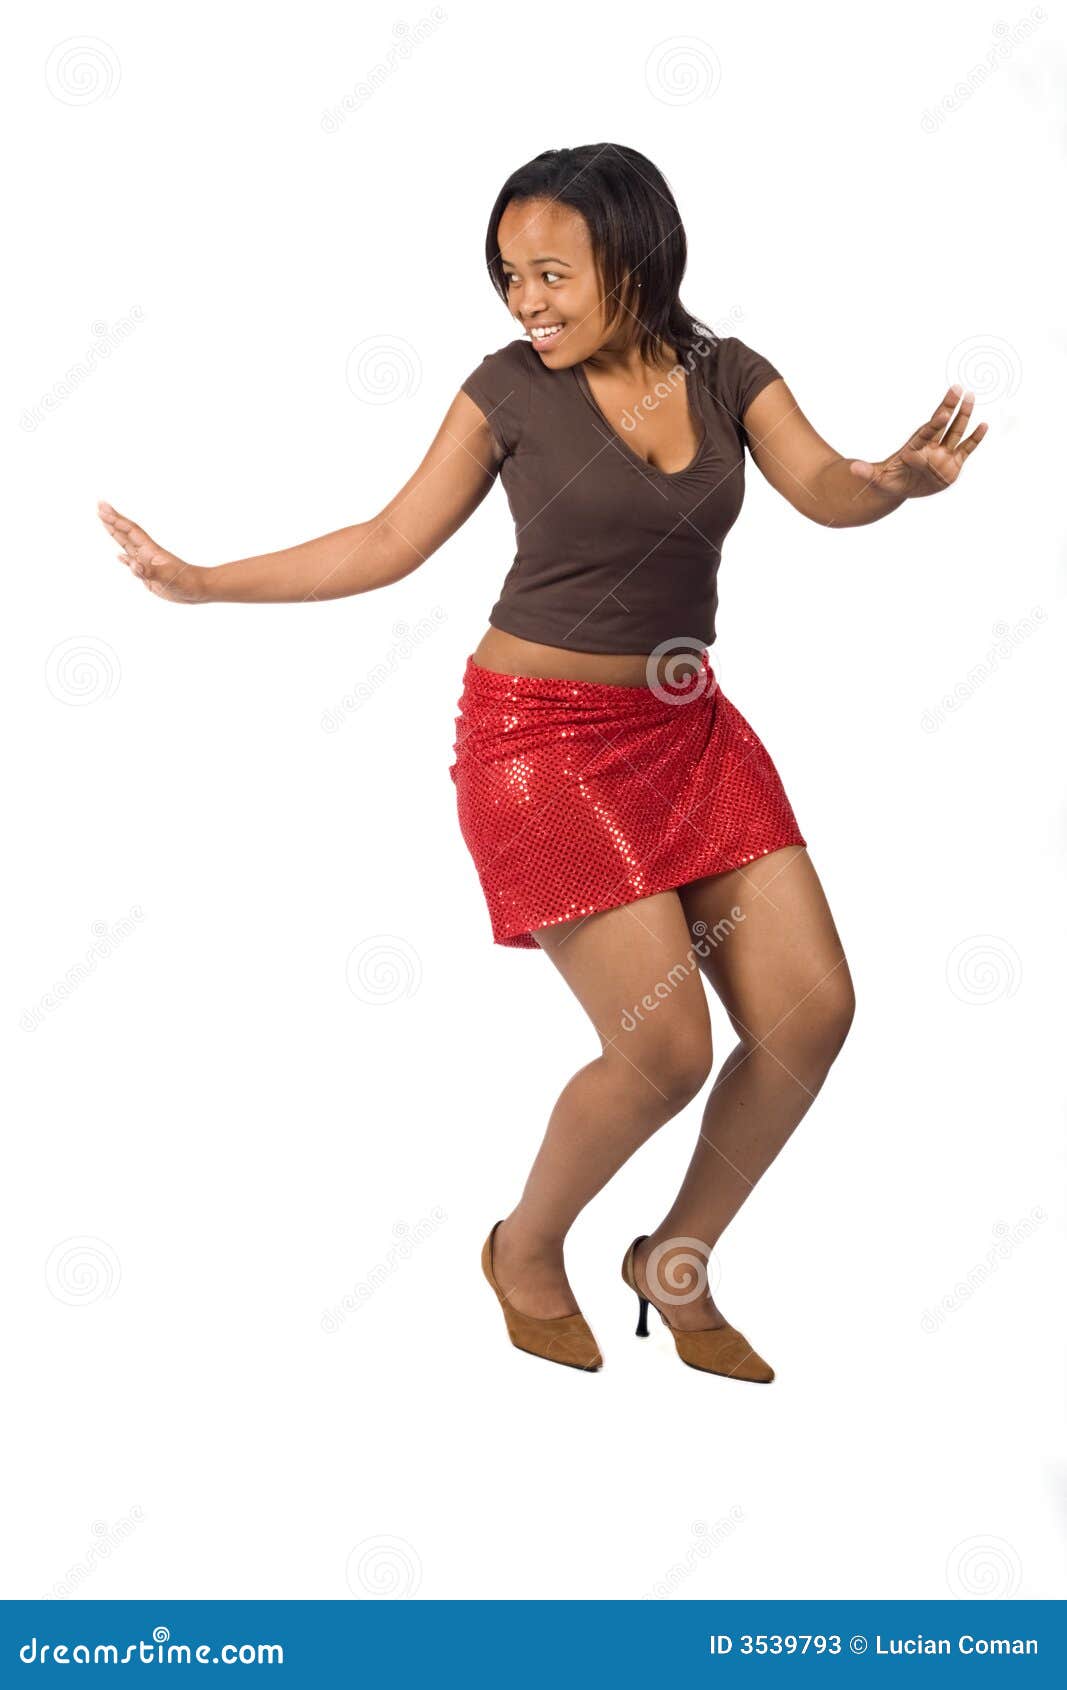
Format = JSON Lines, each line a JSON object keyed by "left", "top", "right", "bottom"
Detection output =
{"left": 448, "top": 651, "right": 806, "bottom": 949}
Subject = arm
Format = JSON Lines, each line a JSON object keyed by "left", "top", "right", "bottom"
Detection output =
{"left": 741, "top": 378, "right": 988, "bottom": 528}
{"left": 97, "top": 390, "right": 503, "bottom": 604}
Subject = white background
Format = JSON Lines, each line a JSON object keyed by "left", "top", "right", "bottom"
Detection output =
{"left": 4, "top": 0, "right": 1064, "bottom": 1602}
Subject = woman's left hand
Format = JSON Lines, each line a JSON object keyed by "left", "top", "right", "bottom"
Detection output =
{"left": 850, "top": 384, "right": 989, "bottom": 499}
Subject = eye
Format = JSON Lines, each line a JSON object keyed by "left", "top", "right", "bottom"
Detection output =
{"left": 503, "top": 271, "right": 564, "bottom": 285}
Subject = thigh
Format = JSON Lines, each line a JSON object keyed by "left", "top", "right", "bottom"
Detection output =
{"left": 533, "top": 891, "right": 714, "bottom": 1103}
{"left": 678, "top": 845, "right": 855, "bottom": 1046}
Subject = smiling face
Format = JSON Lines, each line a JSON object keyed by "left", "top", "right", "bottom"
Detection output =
{"left": 496, "top": 196, "right": 637, "bottom": 368}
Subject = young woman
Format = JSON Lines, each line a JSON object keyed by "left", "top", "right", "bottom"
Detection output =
{"left": 97, "top": 144, "right": 987, "bottom": 1382}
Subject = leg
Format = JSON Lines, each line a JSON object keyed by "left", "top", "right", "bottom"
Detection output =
{"left": 632, "top": 845, "right": 856, "bottom": 1330}
{"left": 491, "top": 889, "right": 714, "bottom": 1318}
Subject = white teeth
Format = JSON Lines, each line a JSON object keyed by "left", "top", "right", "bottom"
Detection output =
{"left": 530, "top": 324, "right": 563, "bottom": 339}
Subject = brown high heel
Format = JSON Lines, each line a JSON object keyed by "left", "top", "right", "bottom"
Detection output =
{"left": 621, "top": 1234, "right": 774, "bottom": 1383}
{"left": 482, "top": 1220, "right": 602, "bottom": 1371}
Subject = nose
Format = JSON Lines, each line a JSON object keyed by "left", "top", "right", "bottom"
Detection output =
{"left": 515, "top": 283, "right": 551, "bottom": 322}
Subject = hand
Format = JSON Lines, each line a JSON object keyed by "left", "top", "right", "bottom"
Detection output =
{"left": 849, "top": 384, "right": 988, "bottom": 500}
{"left": 97, "top": 501, "right": 205, "bottom": 603}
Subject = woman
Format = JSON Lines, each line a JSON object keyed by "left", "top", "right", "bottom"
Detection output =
{"left": 97, "top": 144, "right": 986, "bottom": 1382}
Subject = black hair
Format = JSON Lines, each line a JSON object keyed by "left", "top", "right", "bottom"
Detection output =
{"left": 483, "top": 143, "right": 714, "bottom": 371}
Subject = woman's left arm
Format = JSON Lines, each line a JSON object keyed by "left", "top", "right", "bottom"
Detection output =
{"left": 741, "top": 378, "right": 989, "bottom": 528}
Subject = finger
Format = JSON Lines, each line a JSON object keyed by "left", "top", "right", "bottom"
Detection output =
{"left": 103, "top": 506, "right": 158, "bottom": 560}
{"left": 955, "top": 421, "right": 989, "bottom": 459}
{"left": 942, "top": 389, "right": 975, "bottom": 450}
{"left": 849, "top": 459, "right": 877, "bottom": 479}
{"left": 906, "top": 386, "right": 963, "bottom": 452}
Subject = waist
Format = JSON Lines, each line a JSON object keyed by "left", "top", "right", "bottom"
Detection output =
{"left": 469, "top": 625, "right": 709, "bottom": 692}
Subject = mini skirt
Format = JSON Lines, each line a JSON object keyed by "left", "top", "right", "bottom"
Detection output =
{"left": 448, "top": 650, "right": 806, "bottom": 949}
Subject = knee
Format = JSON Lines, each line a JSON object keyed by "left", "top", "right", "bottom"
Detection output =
{"left": 823, "top": 969, "right": 857, "bottom": 1055}
{"left": 795, "top": 968, "right": 856, "bottom": 1070}
{"left": 639, "top": 1025, "right": 714, "bottom": 1111}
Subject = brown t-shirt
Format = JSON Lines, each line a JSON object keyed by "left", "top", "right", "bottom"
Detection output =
{"left": 460, "top": 333, "right": 782, "bottom": 654}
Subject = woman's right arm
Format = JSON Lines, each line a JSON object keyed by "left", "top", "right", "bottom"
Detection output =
{"left": 97, "top": 390, "right": 503, "bottom": 605}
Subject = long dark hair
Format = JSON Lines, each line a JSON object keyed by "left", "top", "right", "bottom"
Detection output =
{"left": 482, "top": 143, "right": 714, "bottom": 371}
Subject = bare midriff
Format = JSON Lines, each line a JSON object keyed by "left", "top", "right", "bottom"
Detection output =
{"left": 470, "top": 625, "right": 703, "bottom": 690}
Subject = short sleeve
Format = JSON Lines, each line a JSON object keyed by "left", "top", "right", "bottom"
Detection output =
{"left": 714, "top": 336, "right": 783, "bottom": 428}
{"left": 460, "top": 341, "right": 530, "bottom": 460}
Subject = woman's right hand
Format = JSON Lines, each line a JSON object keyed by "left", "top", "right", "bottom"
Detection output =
{"left": 97, "top": 501, "right": 206, "bottom": 604}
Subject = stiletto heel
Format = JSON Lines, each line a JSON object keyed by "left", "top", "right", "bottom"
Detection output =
{"left": 482, "top": 1220, "right": 602, "bottom": 1371}
{"left": 620, "top": 1233, "right": 774, "bottom": 1383}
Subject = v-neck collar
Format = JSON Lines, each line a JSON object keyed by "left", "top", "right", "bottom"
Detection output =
{"left": 570, "top": 357, "right": 710, "bottom": 481}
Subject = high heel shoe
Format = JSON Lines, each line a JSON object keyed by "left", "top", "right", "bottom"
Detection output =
{"left": 621, "top": 1234, "right": 774, "bottom": 1383}
{"left": 482, "top": 1220, "right": 602, "bottom": 1371}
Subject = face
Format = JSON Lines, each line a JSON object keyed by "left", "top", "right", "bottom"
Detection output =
{"left": 496, "top": 197, "right": 633, "bottom": 367}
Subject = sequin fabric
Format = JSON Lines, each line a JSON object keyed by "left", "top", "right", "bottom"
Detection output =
{"left": 448, "top": 651, "right": 806, "bottom": 950}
